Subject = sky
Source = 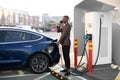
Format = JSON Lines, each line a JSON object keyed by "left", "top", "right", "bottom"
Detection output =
{"left": 0, "top": 0, "right": 82, "bottom": 20}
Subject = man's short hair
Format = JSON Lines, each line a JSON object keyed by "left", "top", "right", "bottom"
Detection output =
{"left": 64, "top": 15, "right": 69, "bottom": 20}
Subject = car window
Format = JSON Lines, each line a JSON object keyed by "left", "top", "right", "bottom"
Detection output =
{"left": 0, "top": 31, "right": 6, "bottom": 43}
{"left": 20, "top": 32, "right": 31, "bottom": 41}
{"left": 4, "top": 30, "right": 41, "bottom": 42}
{"left": 5, "top": 31, "right": 22, "bottom": 42}
{"left": 31, "top": 34, "right": 40, "bottom": 40}
{"left": 21, "top": 32, "right": 40, "bottom": 41}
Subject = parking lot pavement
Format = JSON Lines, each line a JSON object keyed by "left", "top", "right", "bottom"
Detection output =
{"left": 0, "top": 69, "right": 58, "bottom": 80}
{"left": 0, "top": 65, "right": 87, "bottom": 80}
{"left": 50, "top": 65, "right": 87, "bottom": 80}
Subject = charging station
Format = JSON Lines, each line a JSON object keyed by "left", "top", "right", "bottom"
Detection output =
{"left": 74, "top": 0, "right": 114, "bottom": 66}
{"left": 85, "top": 12, "right": 112, "bottom": 65}
{"left": 51, "top": 0, "right": 120, "bottom": 79}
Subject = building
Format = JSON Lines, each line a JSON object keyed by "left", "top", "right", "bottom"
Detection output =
{"left": 0, "top": 7, "right": 40, "bottom": 27}
{"left": 14, "top": 10, "right": 29, "bottom": 26}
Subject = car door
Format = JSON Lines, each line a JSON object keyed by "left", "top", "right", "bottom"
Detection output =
{"left": 0, "top": 30, "right": 6, "bottom": 65}
{"left": 0, "top": 30, "right": 33, "bottom": 68}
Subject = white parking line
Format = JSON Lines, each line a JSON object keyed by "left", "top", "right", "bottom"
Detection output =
{"left": 34, "top": 73, "right": 50, "bottom": 80}
{"left": 115, "top": 72, "right": 120, "bottom": 80}
{"left": 0, "top": 74, "right": 35, "bottom": 78}
{"left": 0, "top": 71, "right": 13, "bottom": 73}
{"left": 17, "top": 70, "right": 24, "bottom": 75}
{"left": 76, "top": 76, "right": 87, "bottom": 80}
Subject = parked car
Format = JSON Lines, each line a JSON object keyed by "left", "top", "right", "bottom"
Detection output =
{"left": 0, "top": 27, "right": 60, "bottom": 73}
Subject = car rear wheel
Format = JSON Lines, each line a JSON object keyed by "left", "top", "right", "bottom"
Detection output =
{"left": 29, "top": 53, "right": 49, "bottom": 73}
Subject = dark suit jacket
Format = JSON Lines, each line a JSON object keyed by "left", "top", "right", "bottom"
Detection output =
{"left": 57, "top": 23, "right": 71, "bottom": 46}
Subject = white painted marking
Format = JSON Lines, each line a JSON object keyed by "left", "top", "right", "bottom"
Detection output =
{"left": 76, "top": 76, "right": 87, "bottom": 80}
{"left": 0, "top": 71, "right": 13, "bottom": 73}
{"left": 34, "top": 73, "right": 50, "bottom": 80}
{"left": 0, "top": 74, "right": 35, "bottom": 78}
{"left": 115, "top": 72, "right": 120, "bottom": 80}
{"left": 17, "top": 70, "right": 24, "bottom": 75}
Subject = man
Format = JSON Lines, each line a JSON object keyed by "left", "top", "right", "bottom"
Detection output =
{"left": 57, "top": 15, "right": 71, "bottom": 76}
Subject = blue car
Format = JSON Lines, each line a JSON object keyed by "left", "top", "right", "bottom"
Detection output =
{"left": 0, "top": 27, "right": 60, "bottom": 73}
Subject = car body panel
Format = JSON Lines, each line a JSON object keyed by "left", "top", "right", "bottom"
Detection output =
{"left": 0, "top": 27, "right": 60, "bottom": 70}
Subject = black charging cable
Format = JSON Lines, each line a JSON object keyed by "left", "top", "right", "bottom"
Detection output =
{"left": 71, "top": 17, "right": 102, "bottom": 76}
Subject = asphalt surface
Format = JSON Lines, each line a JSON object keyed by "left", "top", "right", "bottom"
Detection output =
{"left": 0, "top": 65, "right": 119, "bottom": 80}
{"left": 0, "top": 66, "right": 87, "bottom": 80}
{"left": 0, "top": 69, "right": 58, "bottom": 80}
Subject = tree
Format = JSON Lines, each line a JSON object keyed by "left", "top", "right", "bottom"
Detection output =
{"left": 47, "top": 21, "right": 57, "bottom": 28}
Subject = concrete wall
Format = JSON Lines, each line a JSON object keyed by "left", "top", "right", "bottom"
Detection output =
{"left": 74, "top": 7, "right": 85, "bottom": 56}
{"left": 112, "top": 23, "right": 120, "bottom": 66}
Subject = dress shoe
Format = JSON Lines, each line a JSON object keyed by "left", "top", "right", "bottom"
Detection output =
{"left": 64, "top": 72, "right": 70, "bottom": 76}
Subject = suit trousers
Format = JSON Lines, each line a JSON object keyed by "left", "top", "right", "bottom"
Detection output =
{"left": 62, "top": 45, "right": 70, "bottom": 69}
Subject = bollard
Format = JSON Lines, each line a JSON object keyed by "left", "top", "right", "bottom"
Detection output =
{"left": 88, "top": 40, "right": 92, "bottom": 73}
{"left": 74, "top": 39, "right": 78, "bottom": 68}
